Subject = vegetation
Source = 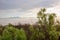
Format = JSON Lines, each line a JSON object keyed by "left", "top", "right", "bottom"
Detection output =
{"left": 0, "top": 8, "right": 60, "bottom": 40}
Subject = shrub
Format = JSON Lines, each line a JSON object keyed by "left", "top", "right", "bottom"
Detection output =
{"left": 49, "top": 26, "right": 59, "bottom": 40}
{"left": 0, "top": 35, "right": 2, "bottom": 40}
{"left": 15, "top": 28, "right": 27, "bottom": 40}
{"left": 29, "top": 25, "right": 45, "bottom": 40}
{"left": 2, "top": 26, "right": 27, "bottom": 40}
{"left": 2, "top": 29, "right": 13, "bottom": 40}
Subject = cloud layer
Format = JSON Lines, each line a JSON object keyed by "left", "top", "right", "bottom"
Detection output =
{"left": 0, "top": 0, "right": 60, "bottom": 10}
{"left": 0, "top": 0, "right": 60, "bottom": 18}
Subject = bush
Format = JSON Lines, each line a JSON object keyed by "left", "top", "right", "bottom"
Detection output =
{"left": 15, "top": 28, "right": 27, "bottom": 40}
{"left": 29, "top": 25, "right": 45, "bottom": 40}
{"left": 2, "top": 26, "right": 27, "bottom": 40}
{"left": 49, "top": 26, "right": 59, "bottom": 40}
{"left": 0, "top": 35, "right": 2, "bottom": 40}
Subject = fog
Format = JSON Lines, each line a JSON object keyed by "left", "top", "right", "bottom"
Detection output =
{"left": 0, "top": 18, "right": 38, "bottom": 25}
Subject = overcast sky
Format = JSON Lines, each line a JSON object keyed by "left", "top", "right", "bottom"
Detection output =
{"left": 0, "top": 0, "right": 60, "bottom": 18}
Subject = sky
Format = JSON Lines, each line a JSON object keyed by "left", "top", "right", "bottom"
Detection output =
{"left": 0, "top": 0, "right": 60, "bottom": 18}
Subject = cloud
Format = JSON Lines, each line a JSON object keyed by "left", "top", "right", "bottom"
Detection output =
{"left": 0, "top": 7, "right": 40, "bottom": 18}
{"left": 21, "top": 8, "right": 40, "bottom": 17}
{"left": 0, "top": 0, "right": 60, "bottom": 10}
{"left": 0, "top": 6, "right": 60, "bottom": 18}
{"left": 0, "top": 0, "right": 60, "bottom": 18}
{"left": 0, "top": 8, "right": 24, "bottom": 18}
{"left": 46, "top": 6, "right": 60, "bottom": 16}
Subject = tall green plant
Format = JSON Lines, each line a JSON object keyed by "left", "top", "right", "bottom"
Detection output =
{"left": 37, "top": 8, "right": 59, "bottom": 40}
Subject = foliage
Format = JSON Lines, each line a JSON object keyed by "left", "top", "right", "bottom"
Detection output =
{"left": 29, "top": 25, "right": 45, "bottom": 40}
{"left": 0, "top": 8, "right": 60, "bottom": 40}
{"left": 1, "top": 26, "right": 27, "bottom": 40}
{"left": 37, "top": 8, "right": 59, "bottom": 40}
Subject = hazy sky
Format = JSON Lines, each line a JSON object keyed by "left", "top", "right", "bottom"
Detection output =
{"left": 0, "top": 0, "right": 60, "bottom": 18}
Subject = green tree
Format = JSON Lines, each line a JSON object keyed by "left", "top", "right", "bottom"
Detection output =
{"left": 37, "top": 8, "right": 59, "bottom": 40}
